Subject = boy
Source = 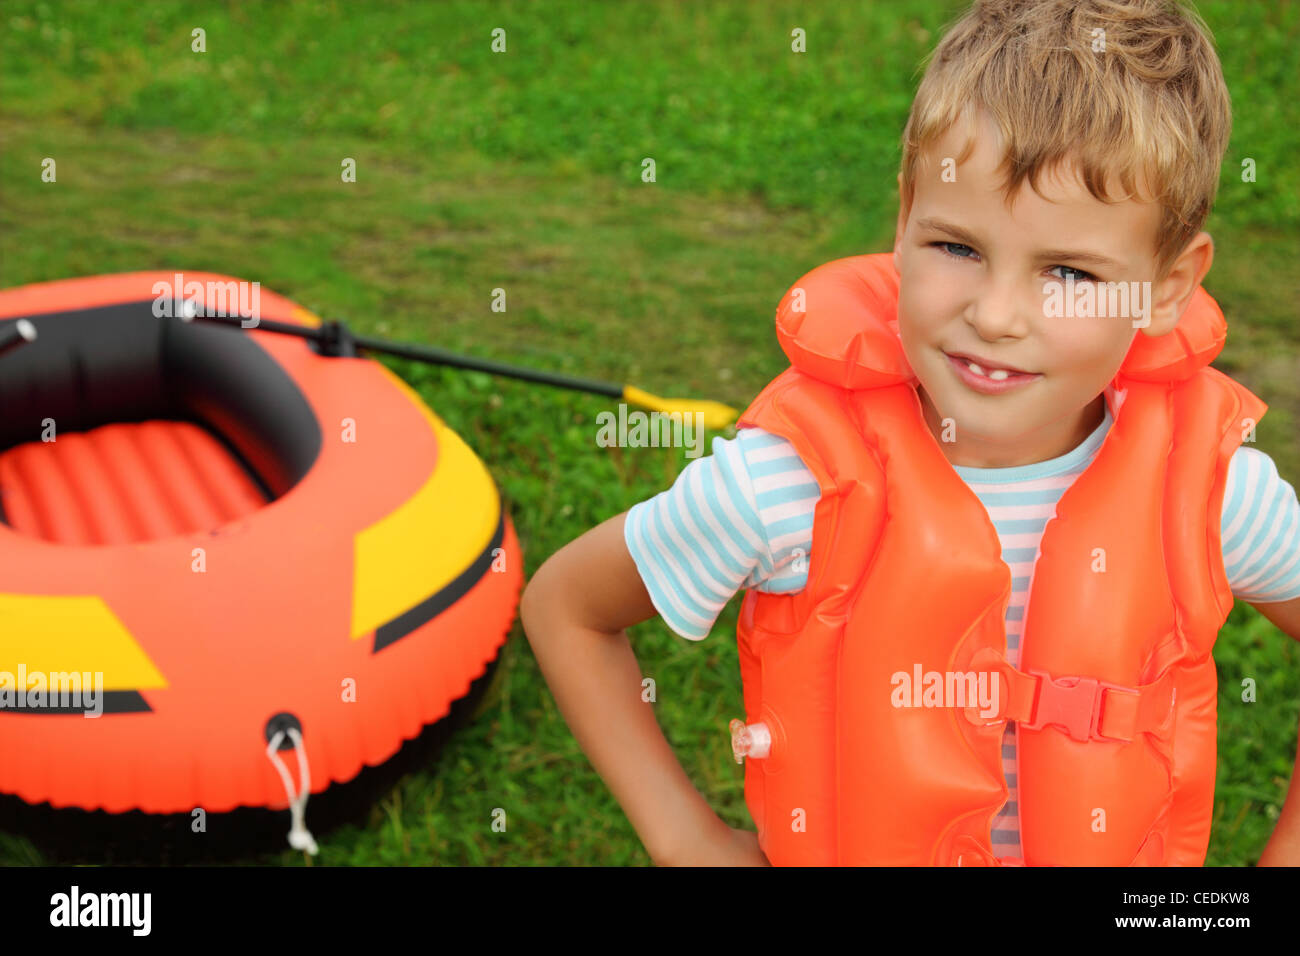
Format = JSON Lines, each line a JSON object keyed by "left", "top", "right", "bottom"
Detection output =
{"left": 520, "top": 0, "right": 1300, "bottom": 865}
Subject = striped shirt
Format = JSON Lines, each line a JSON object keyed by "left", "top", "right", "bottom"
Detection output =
{"left": 624, "top": 386, "right": 1300, "bottom": 861}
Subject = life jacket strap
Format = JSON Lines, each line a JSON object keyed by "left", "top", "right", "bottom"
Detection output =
{"left": 966, "top": 648, "right": 1178, "bottom": 743}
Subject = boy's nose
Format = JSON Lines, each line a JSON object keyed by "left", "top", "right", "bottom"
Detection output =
{"left": 962, "top": 276, "right": 1034, "bottom": 342}
{"left": 963, "top": 301, "right": 1033, "bottom": 343}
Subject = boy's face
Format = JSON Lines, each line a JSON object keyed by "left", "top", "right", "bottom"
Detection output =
{"left": 893, "top": 109, "right": 1211, "bottom": 468}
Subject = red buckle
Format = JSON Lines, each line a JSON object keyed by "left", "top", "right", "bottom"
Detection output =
{"left": 1021, "top": 669, "right": 1139, "bottom": 742}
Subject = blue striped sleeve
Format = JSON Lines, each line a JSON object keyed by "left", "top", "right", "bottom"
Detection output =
{"left": 734, "top": 429, "right": 818, "bottom": 593}
{"left": 622, "top": 428, "right": 818, "bottom": 640}
{"left": 1222, "top": 446, "right": 1300, "bottom": 603}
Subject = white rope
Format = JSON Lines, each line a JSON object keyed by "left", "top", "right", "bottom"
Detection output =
{"left": 266, "top": 727, "right": 319, "bottom": 855}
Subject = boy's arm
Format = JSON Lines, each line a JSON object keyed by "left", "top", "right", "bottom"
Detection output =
{"left": 519, "top": 510, "right": 736, "bottom": 865}
{"left": 1249, "top": 595, "right": 1300, "bottom": 866}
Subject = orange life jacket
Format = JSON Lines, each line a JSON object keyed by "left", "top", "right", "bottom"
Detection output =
{"left": 732, "top": 253, "right": 1267, "bottom": 866}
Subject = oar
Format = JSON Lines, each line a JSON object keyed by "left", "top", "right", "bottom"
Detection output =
{"left": 0, "top": 319, "right": 37, "bottom": 358}
{"left": 180, "top": 310, "right": 739, "bottom": 429}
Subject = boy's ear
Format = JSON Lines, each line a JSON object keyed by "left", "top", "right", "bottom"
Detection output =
{"left": 1143, "top": 232, "right": 1214, "bottom": 338}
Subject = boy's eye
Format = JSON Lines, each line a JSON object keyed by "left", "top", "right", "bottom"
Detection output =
{"left": 931, "top": 241, "right": 1099, "bottom": 283}
{"left": 1048, "top": 264, "right": 1098, "bottom": 283}
{"left": 932, "top": 241, "right": 977, "bottom": 260}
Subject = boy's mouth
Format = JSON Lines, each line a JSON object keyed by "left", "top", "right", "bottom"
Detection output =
{"left": 943, "top": 350, "right": 1042, "bottom": 395}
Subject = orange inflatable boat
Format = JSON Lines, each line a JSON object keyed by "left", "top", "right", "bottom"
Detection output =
{"left": 0, "top": 273, "right": 522, "bottom": 855}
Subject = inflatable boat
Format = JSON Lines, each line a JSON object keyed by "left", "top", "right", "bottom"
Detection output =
{"left": 0, "top": 272, "right": 522, "bottom": 854}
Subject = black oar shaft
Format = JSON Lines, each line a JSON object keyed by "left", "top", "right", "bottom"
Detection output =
{"left": 350, "top": 332, "right": 623, "bottom": 398}
{"left": 184, "top": 312, "right": 624, "bottom": 399}
{"left": 187, "top": 313, "right": 311, "bottom": 338}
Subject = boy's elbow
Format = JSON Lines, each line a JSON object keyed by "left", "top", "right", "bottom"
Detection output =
{"left": 518, "top": 557, "right": 558, "bottom": 640}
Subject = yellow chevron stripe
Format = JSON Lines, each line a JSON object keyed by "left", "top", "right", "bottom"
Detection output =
{"left": 0, "top": 595, "right": 167, "bottom": 690}
{"left": 350, "top": 367, "right": 500, "bottom": 638}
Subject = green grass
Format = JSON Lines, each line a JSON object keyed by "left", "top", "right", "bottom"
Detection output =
{"left": 1, "top": 0, "right": 1297, "bottom": 866}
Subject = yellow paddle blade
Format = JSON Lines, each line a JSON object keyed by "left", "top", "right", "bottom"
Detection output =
{"left": 622, "top": 385, "right": 739, "bottom": 430}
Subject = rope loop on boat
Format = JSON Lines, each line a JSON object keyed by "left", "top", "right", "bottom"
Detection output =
{"left": 266, "top": 726, "right": 319, "bottom": 855}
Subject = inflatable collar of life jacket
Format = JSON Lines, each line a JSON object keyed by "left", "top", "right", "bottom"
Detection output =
{"left": 773, "top": 253, "right": 1228, "bottom": 390}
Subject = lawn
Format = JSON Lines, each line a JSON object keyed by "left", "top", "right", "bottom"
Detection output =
{"left": 0, "top": 0, "right": 1297, "bottom": 866}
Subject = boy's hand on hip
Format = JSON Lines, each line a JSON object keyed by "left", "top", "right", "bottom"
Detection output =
{"left": 659, "top": 824, "right": 771, "bottom": 867}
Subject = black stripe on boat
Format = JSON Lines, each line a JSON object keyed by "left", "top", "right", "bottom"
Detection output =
{"left": 0, "top": 690, "right": 151, "bottom": 715}
{"left": 373, "top": 513, "right": 506, "bottom": 653}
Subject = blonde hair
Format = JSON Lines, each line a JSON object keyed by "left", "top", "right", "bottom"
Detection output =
{"left": 899, "top": 0, "right": 1231, "bottom": 279}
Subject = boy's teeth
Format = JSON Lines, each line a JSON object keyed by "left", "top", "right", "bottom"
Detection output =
{"left": 963, "top": 358, "right": 1013, "bottom": 381}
